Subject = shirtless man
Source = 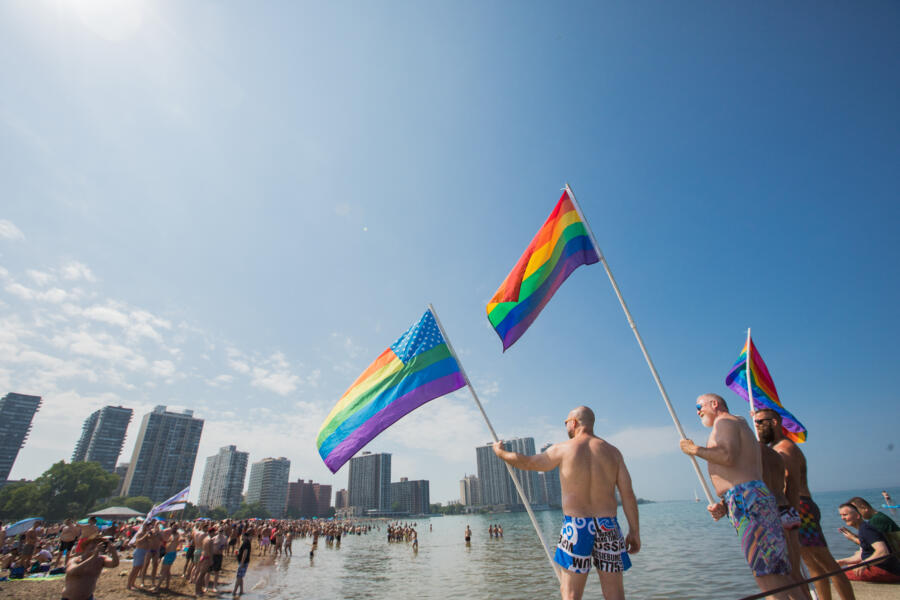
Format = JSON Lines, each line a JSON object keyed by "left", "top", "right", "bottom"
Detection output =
{"left": 190, "top": 523, "right": 207, "bottom": 582}
{"left": 61, "top": 534, "right": 119, "bottom": 600}
{"left": 758, "top": 434, "right": 811, "bottom": 599}
{"left": 155, "top": 524, "right": 180, "bottom": 591}
{"left": 680, "top": 394, "right": 803, "bottom": 600}
{"left": 754, "top": 408, "right": 855, "bottom": 600}
{"left": 210, "top": 527, "right": 228, "bottom": 591}
{"left": 284, "top": 530, "right": 293, "bottom": 556}
{"left": 127, "top": 522, "right": 153, "bottom": 590}
{"left": 21, "top": 521, "right": 41, "bottom": 569}
{"left": 75, "top": 517, "right": 99, "bottom": 554}
{"left": 141, "top": 522, "right": 162, "bottom": 588}
{"left": 195, "top": 526, "right": 214, "bottom": 596}
{"left": 58, "top": 519, "right": 81, "bottom": 566}
{"left": 493, "top": 406, "right": 639, "bottom": 600}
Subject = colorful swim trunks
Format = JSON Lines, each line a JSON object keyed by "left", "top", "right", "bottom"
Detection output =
{"left": 554, "top": 515, "right": 631, "bottom": 574}
{"left": 797, "top": 496, "right": 827, "bottom": 547}
{"left": 723, "top": 480, "right": 791, "bottom": 576}
{"left": 779, "top": 505, "right": 801, "bottom": 530}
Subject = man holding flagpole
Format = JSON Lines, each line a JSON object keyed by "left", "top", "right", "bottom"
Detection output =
{"left": 680, "top": 394, "right": 806, "bottom": 600}
{"left": 493, "top": 406, "right": 639, "bottom": 600}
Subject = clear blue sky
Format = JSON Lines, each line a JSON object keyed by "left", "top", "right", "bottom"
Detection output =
{"left": 1, "top": 1, "right": 898, "bottom": 503}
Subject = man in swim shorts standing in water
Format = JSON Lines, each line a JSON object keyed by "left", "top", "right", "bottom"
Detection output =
{"left": 493, "top": 405, "right": 639, "bottom": 600}
{"left": 681, "top": 394, "right": 806, "bottom": 600}
{"left": 755, "top": 407, "right": 855, "bottom": 600}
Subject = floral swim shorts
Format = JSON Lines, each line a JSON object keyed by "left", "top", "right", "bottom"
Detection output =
{"left": 724, "top": 480, "right": 791, "bottom": 576}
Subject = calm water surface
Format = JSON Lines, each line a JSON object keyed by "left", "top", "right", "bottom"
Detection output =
{"left": 237, "top": 487, "right": 895, "bottom": 599}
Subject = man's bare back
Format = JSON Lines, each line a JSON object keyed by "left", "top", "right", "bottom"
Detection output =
{"left": 555, "top": 434, "right": 624, "bottom": 518}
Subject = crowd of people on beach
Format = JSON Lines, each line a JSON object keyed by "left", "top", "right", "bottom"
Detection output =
{"left": 0, "top": 514, "right": 369, "bottom": 599}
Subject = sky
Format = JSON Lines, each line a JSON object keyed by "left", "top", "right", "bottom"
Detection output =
{"left": 1, "top": 1, "right": 898, "bottom": 505}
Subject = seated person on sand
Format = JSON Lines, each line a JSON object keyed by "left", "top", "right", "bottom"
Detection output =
{"left": 836, "top": 503, "right": 900, "bottom": 583}
{"left": 839, "top": 496, "right": 900, "bottom": 548}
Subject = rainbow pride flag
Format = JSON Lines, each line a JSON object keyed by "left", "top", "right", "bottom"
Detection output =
{"left": 317, "top": 308, "right": 466, "bottom": 473}
{"left": 725, "top": 335, "right": 807, "bottom": 443}
{"left": 487, "top": 189, "right": 599, "bottom": 350}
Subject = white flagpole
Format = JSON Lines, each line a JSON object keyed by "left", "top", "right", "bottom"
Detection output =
{"left": 428, "top": 304, "right": 560, "bottom": 582}
{"left": 746, "top": 328, "right": 759, "bottom": 441}
{"left": 564, "top": 183, "right": 717, "bottom": 505}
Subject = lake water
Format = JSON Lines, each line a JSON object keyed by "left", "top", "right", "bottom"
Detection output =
{"left": 241, "top": 487, "right": 897, "bottom": 599}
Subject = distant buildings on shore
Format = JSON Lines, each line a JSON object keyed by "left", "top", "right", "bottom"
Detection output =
{"left": 340, "top": 451, "right": 431, "bottom": 518}
{"left": 247, "top": 456, "right": 291, "bottom": 518}
{"left": 122, "top": 405, "right": 204, "bottom": 501}
{"left": 0, "top": 392, "right": 42, "bottom": 485}
{"left": 72, "top": 405, "right": 133, "bottom": 472}
{"left": 198, "top": 445, "right": 249, "bottom": 514}
{"left": 461, "top": 437, "right": 562, "bottom": 512}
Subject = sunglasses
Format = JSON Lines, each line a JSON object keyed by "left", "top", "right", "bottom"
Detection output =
{"left": 564, "top": 417, "right": 577, "bottom": 426}
{"left": 753, "top": 418, "right": 775, "bottom": 425}
{"left": 695, "top": 404, "right": 703, "bottom": 412}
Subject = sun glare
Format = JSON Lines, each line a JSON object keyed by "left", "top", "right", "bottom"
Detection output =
{"left": 69, "top": 0, "right": 145, "bottom": 42}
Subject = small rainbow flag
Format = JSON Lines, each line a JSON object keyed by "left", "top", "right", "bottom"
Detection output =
{"left": 317, "top": 308, "right": 466, "bottom": 473}
{"left": 725, "top": 335, "right": 807, "bottom": 443}
{"left": 487, "top": 189, "right": 599, "bottom": 350}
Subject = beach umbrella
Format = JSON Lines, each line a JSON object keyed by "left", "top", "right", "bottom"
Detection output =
{"left": 77, "top": 517, "right": 112, "bottom": 526}
{"left": 4, "top": 517, "right": 43, "bottom": 536}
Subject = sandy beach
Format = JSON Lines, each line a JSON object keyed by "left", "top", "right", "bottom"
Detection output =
{"left": 1, "top": 549, "right": 258, "bottom": 600}
{"left": 2, "top": 550, "right": 895, "bottom": 600}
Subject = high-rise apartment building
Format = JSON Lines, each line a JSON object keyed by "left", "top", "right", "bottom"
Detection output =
{"left": 459, "top": 474, "right": 481, "bottom": 506}
{"left": 246, "top": 457, "right": 290, "bottom": 518}
{"left": 335, "top": 489, "right": 350, "bottom": 509}
{"left": 286, "top": 479, "right": 333, "bottom": 518}
{"left": 348, "top": 451, "right": 391, "bottom": 512}
{"left": 390, "top": 477, "right": 430, "bottom": 515}
{"left": 198, "top": 445, "right": 249, "bottom": 513}
{"left": 72, "top": 406, "right": 133, "bottom": 472}
{"left": 475, "top": 437, "right": 537, "bottom": 506}
{"left": 121, "top": 406, "right": 204, "bottom": 501}
{"left": 537, "top": 442, "right": 562, "bottom": 507}
{"left": 113, "top": 463, "right": 130, "bottom": 496}
{"left": 0, "top": 393, "right": 42, "bottom": 483}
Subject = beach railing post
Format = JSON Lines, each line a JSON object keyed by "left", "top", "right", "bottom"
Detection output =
{"left": 565, "top": 183, "right": 717, "bottom": 505}
{"left": 428, "top": 304, "right": 561, "bottom": 583}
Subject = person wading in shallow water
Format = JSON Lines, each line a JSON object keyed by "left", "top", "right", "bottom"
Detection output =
{"left": 494, "top": 406, "right": 640, "bottom": 600}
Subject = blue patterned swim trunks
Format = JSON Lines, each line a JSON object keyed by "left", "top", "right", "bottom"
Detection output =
{"left": 554, "top": 515, "right": 632, "bottom": 574}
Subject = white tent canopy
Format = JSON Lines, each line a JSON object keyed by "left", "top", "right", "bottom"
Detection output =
{"left": 87, "top": 506, "right": 144, "bottom": 519}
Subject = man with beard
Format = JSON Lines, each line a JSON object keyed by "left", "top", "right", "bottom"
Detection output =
{"left": 493, "top": 406, "right": 639, "bottom": 600}
{"left": 681, "top": 395, "right": 804, "bottom": 600}
{"left": 754, "top": 408, "right": 855, "bottom": 600}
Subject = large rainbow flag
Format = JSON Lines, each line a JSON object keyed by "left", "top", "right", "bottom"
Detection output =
{"left": 317, "top": 308, "right": 466, "bottom": 473}
{"left": 487, "top": 189, "right": 599, "bottom": 350}
{"left": 725, "top": 335, "right": 807, "bottom": 443}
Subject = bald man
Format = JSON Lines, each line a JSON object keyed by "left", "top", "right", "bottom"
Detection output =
{"left": 681, "top": 394, "right": 804, "bottom": 600}
{"left": 493, "top": 406, "right": 639, "bottom": 600}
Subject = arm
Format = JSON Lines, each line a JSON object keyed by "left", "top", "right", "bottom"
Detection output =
{"left": 103, "top": 543, "right": 119, "bottom": 568}
{"left": 680, "top": 420, "right": 741, "bottom": 467}
{"left": 836, "top": 548, "right": 862, "bottom": 566}
{"left": 615, "top": 452, "right": 640, "bottom": 554}
{"left": 492, "top": 441, "right": 561, "bottom": 472}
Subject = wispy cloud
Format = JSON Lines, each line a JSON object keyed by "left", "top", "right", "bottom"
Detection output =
{"left": 0, "top": 219, "right": 25, "bottom": 241}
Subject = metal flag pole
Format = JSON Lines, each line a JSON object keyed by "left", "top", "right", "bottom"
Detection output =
{"left": 564, "top": 183, "right": 716, "bottom": 505}
{"left": 428, "top": 303, "right": 561, "bottom": 583}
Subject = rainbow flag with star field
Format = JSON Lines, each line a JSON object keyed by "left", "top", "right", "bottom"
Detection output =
{"left": 317, "top": 308, "right": 466, "bottom": 473}
{"left": 487, "top": 189, "right": 599, "bottom": 350}
{"left": 725, "top": 335, "right": 807, "bottom": 443}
